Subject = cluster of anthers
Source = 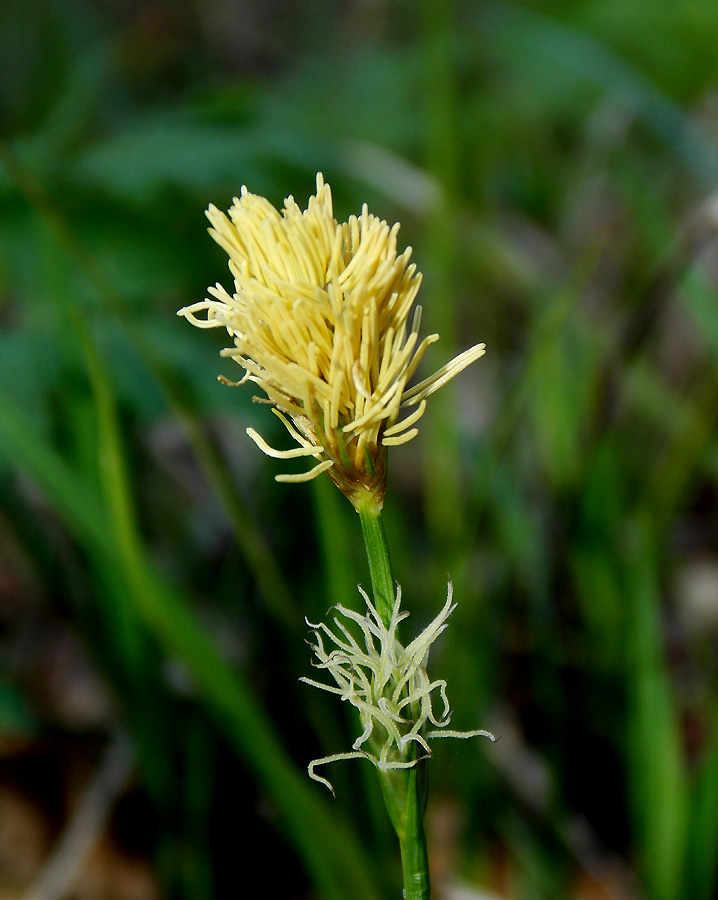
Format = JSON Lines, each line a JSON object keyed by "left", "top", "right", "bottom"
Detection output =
{"left": 300, "top": 582, "right": 494, "bottom": 794}
{"left": 177, "top": 173, "right": 485, "bottom": 508}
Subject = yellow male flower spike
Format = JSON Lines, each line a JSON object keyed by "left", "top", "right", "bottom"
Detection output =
{"left": 178, "top": 173, "right": 485, "bottom": 509}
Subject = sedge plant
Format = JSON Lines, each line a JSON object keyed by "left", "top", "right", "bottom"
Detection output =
{"left": 178, "top": 174, "right": 494, "bottom": 900}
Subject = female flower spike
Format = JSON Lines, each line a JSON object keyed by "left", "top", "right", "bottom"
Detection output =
{"left": 301, "top": 582, "right": 495, "bottom": 794}
{"left": 178, "top": 174, "right": 485, "bottom": 509}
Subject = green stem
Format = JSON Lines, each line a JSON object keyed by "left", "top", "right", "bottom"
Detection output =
{"left": 356, "top": 501, "right": 431, "bottom": 900}
{"left": 357, "top": 501, "right": 395, "bottom": 628}
{"left": 397, "top": 766, "right": 431, "bottom": 900}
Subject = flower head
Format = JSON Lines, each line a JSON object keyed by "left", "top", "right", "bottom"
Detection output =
{"left": 300, "top": 582, "right": 494, "bottom": 794}
{"left": 178, "top": 174, "right": 485, "bottom": 508}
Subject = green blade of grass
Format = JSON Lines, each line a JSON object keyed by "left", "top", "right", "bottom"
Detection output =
{"left": 0, "top": 350, "right": 382, "bottom": 900}
{"left": 80, "top": 318, "right": 383, "bottom": 900}
{"left": 686, "top": 696, "right": 718, "bottom": 900}
{"left": 624, "top": 518, "right": 688, "bottom": 900}
{"left": 419, "top": 0, "right": 466, "bottom": 564}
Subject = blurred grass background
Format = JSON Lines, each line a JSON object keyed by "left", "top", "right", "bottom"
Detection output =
{"left": 1, "top": 0, "right": 718, "bottom": 898}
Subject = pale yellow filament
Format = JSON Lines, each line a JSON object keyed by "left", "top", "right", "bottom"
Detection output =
{"left": 178, "top": 173, "right": 486, "bottom": 484}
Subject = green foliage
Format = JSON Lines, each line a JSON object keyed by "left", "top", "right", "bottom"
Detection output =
{"left": 2, "top": 1, "right": 718, "bottom": 897}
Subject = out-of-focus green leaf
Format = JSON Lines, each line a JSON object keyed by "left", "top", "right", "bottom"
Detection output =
{"left": 480, "top": 2, "right": 718, "bottom": 184}
{"left": 0, "top": 364, "right": 383, "bottom": 900}
{"left": 686, "top": 698, "right": 718, "bottom": 900}
{"left": 0, "top": 681, "right": 38, "bottom": 735}
{"left": 624, "top": 518, "right": 688, "bottom": 900}
{"left": 71, "top": 115, "right": 263, "bottom": 202}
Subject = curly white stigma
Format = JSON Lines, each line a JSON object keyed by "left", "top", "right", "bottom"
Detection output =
{"left": 301, "top": 581, "right": 495, "bottom": 794}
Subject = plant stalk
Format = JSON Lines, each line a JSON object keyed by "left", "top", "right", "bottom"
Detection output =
{"left": 357, "top": 501, "right": 431, "bottom": 900}
{"left": 358, "top": 501, "right": 395, "bottom": 628}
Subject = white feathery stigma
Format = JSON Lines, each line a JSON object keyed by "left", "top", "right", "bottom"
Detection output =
{"left": 300, "top": 581, "right": 495, "bottom": 794}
